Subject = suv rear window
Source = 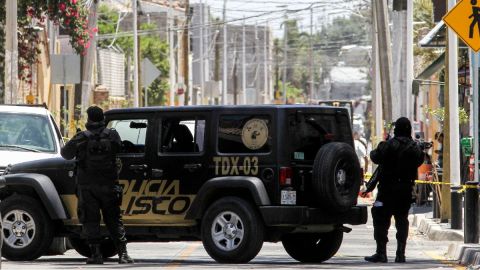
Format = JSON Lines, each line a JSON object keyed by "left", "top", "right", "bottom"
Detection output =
{"left": 288, "top": 112, "right": 352, "bottom": 161}
{"left": 218, "top": 115, "right": 271, "bottom": 153}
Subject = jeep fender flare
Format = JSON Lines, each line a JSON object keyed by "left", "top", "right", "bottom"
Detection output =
{"left": 2, "top": 173, "right": 67, "bottom": 220}
{"left": 185, "top": 176, "right": 271, "bottom": 220}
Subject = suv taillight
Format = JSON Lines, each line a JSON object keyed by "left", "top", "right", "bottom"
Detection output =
{"left": 279, "top": 167, "right": 292, "bottom": 186}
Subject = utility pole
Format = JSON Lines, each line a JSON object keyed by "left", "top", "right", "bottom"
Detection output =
{"left": 254, "top": 22, "right": 259, "bottom": 104}
{"left": 445, "top": 0, "right": 461, "bottom": 222}
{"left": 242, "top": 18, "right": 247, "bottom": 105}
{"left": 4, "top": 0, "right": 18, "bottom": 104}
{"left": 283, "top": 13, "right": 288, "bottom": 104}
{"left": 199, "top": 0, "right": 205, "bottom": 105}
{"left": 222, "top": 0, "right": 228, "bottom": 105}
{"left": 264, "top": 21, "right": 269, "bottom": 104}
{"left": 274, "top": 39, "right": 280, "bottom": 101}
{"left": 309, "top": 7, "right": 314, "bottom": 101}
{"left": 372, "top": 0, "right": 383, "bottom": 145}
{"left": 169, "top": 0, "right": 176, "bottom": 106}
{"left": 373, "top": 0, "right": 393, "bottom": 123}
{"left": 406, "top": 0, "right": 414, "bottom": 120}
{"left": 214, "top": 19, "right": 220, "bottom": 83}
{"left": 233, "top": 35, "right": 238, "bottom": 105}
{"left": 133, "top": 0, "right": 139, "bottom": 107}
{"left": 183, "top": 0, "right": 190, "bottom": 106}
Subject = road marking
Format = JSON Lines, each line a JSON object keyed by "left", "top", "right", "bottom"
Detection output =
{"left": 424, "top": 250, "right": 465, "bottom": 270}
{"left": 165, "top": 242, "right": 201, "bottom": 269}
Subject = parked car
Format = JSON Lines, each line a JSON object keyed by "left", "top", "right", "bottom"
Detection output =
{"left": 1, "top": 105, "right": 367, "bottom": 263}
{"left": 0, "top": 104, "right": 66, "bottom": 258}
{"left": 0, "top": 104, "right": 64, "bottom": 174}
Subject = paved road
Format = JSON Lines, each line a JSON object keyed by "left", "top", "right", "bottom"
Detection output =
{"left": 2, "top": 207, "right": 463, "bottom": 269}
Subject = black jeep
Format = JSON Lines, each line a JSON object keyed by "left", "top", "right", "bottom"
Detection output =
{"left": 0, "top": 105, "right": 367, "bottom": 263}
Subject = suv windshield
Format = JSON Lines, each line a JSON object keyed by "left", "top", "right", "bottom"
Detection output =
{"left": 0, "top": 113, "right": 56, "bottom": 153}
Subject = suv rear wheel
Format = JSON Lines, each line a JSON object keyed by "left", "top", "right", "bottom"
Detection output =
{"left": 0, "top": 195, "right": 54, "bottom": 261}
{"left": 282, "top": 231, "right": 343, "bottom": 263}
{"left": 313, "top": 142, "right": 361, "bottom": 212}
{"left": 201, "top": 196, "right": 264, "bottom": 263}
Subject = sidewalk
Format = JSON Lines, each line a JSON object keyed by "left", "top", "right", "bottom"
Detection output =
{"left": 410, "top": 205, "right": 480, "bottom": 267}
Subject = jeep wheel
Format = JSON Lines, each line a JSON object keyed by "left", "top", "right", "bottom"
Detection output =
{"left": 282, "top": 231, "right": 343, "bottom": 263}
{"left": 313, "top": 142, "right": 361, "bottom": 212}
{"left": 0, "top": 195, "right": 54, "bottom": 261}
{"left": 201, "top": 197, "right": 264, "bottom": 263}
{"left": 68, "top": 237, "right": 118, "bottom": 258}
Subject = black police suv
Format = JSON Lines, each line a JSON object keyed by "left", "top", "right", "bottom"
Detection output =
{"left": 0, "top": 105, "right": 367, "bottom": 263}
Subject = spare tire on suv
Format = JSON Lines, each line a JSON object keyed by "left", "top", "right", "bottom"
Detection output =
{"left": 312, "top": 142, "right": 361, "bottom": 212}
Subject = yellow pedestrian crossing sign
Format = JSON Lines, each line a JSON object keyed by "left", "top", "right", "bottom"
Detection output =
{"left": 444, "top": 0, "right": 480, "bottom": 51}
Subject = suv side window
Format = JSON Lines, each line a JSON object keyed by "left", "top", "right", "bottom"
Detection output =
{"left": 108, "top": 119, "right": 148, "bottom": 153}
{"left": 218, "top": 115, "right": 271, "bottom": 153}
{"left": 159, "top": 118, "right": 205, "bottom": 154}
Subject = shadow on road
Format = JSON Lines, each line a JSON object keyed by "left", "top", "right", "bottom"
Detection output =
{"left": 8, "top": 255, "right": 456, "bottom": 269}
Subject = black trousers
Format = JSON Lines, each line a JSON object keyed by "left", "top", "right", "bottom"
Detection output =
{"left": 77, "top": 184, "right": 127, "bottom": 245}
{"left": 372, "top": 202, "right": 411, "bottom": 244}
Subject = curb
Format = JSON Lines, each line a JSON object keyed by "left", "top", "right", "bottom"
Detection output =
{"left": 446, "top": 243, "right": 480, "bottom": 266}
{"left": 411, "top": 214, "right": 480, "bottom": 267}
{"left": 411, "top": 214, "right": 463, "bottom": 241}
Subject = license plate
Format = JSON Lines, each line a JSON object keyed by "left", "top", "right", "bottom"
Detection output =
{"left": 281, "top": 190, "right": 296, "bottom": 205}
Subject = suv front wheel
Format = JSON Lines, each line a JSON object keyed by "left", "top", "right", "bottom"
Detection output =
{"left": 282, "top": 231, "right": 343, "bottom": 263}
{"left": 201, "top": 196, "right": 264, "bottom": 263}
{"left": 0, "top": 195, "right": 54, "bottom": 261}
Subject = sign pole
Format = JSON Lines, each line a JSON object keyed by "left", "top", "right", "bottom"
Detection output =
{"left": 474, "top": 51, "right": 479, "bottom": 182}
{"left": 144, "top": 86, "right": 147, "bottom": 107}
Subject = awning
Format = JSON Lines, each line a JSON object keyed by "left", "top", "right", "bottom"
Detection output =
{"left": 412, "top": 52, "right": 445, "bottom": 94}
{"left": 419, "top": 21, "right": 467, "bottom": 48}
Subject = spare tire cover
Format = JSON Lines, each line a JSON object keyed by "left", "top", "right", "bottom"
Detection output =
{"left": 312, "top": 142, "right": 361, "bottom": 212}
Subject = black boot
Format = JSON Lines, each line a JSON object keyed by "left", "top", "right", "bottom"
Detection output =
{"left": 395, "top": 242, "right": 406, "bottom": 263}
{"left": 86, "top": 244, "right": 103, "bottom": 264}
{"left": 118, "top": 242, "right": 134, "bottom": 264}
{"left": 365, "top": 242, "right": 388, "bottom": 263}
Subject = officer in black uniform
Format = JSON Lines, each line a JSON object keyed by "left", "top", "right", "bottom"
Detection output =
{"left": 364, "top": 117, "right": 424, "bottom": 263}
{"left": 61, "top": 106, "right": 134, "bottom": 265}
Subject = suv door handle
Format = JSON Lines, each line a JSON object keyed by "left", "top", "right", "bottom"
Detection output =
{"left": 152, "top": 169, "right": 163, "bottom": 178}
{"left": 129, "top": 164, "right": 148, "bottom": 171}
{"left": 183, "top": 163, "right": 202, "bottom": 170}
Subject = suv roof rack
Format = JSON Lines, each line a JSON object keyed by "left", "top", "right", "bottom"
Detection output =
{"left": 0, "top": 103, "right": 48, "bottom": 109}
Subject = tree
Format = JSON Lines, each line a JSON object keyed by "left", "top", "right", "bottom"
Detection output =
{"left": 97, "top": 5, "right": 169, "bottom": 106}
{"left": 0, "top": 0, "right": 93, "bottom": 94}
{"left": 413, "top": 0, "right": 439, "bottom": 75}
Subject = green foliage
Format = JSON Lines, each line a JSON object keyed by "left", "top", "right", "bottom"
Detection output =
{"left": 277, "top": 81, "right": 305, "bottom": 104}
{"left": 424, "top": 106, "right": 470, "bottom": 125}
{"left": 274, "top": 10, "right": 371, "bottom": 100}
{"left": 97, "top": 5, "right": 170, "bottom": 106}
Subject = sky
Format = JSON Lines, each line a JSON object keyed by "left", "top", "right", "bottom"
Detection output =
{"left": 191, "top": 0, "right": 365, "bottom": 37}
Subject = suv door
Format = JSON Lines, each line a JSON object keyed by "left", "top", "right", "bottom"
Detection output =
{"left": 152, "top": 111, "right": 210, "bottom": 225}
{"left": 107, "top": 114, "right": 155, "bottom": 224}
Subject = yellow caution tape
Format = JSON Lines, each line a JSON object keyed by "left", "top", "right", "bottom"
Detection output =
{"left": 414, "top": 180, "right": 452, "bottom": 185}
{"left": 363, "top": 174, "right": 479, "bottom": 192}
